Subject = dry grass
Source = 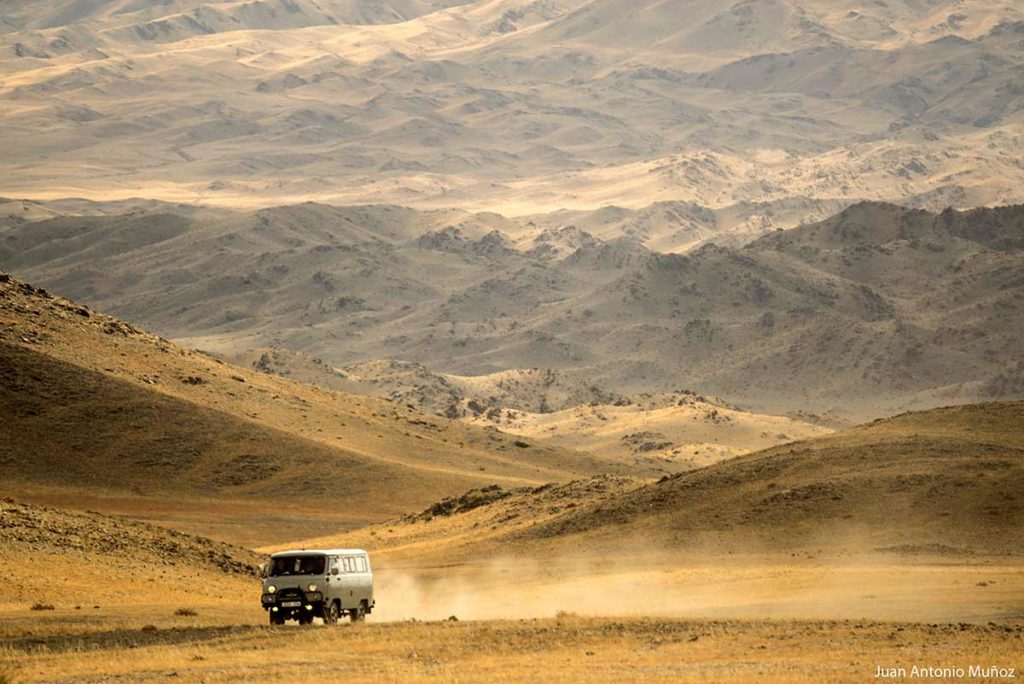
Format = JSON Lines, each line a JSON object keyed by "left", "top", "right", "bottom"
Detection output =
{"left": 1, "top": 615, "right": 1020, "bottom": 683}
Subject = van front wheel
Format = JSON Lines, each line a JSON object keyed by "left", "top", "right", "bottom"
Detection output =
{"left": 323, "top": 601, "right": 340, "bottom": 625}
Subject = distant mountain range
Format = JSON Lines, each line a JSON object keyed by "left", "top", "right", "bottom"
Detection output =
{"left": 1, "top": 1, "right": 1021, "bottom": 215}
{"left": 3, "top": 199, "right": 1022, "bottom": 419}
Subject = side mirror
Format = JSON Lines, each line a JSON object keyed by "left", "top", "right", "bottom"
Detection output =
{"left": 258, "top": 562, "right": 267, "bottom": 578}
{"left": 331, "top": 567, "right": 339, "bottom": 576}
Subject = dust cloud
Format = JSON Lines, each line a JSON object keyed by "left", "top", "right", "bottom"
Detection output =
{"left": 369, "top": 550, "right": 1022, "bottom": 624}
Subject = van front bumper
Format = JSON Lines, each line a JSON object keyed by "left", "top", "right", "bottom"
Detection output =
{"left": 262, "top": 591, "right": 323, "bottom": 611}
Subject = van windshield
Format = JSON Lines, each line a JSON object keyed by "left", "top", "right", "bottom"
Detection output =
{"left": 268, "top": 555, "right": 326, "bottom": 577}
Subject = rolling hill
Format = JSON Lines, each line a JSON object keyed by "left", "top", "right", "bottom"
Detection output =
{"left": 0, "top": 270, "right": 631, "bottom": 546}
{"left": 530, "top": 401, "right": 1024, "bottom": 555}
{"left": 316, "top": 400, "right": 1024, "bottom": 563}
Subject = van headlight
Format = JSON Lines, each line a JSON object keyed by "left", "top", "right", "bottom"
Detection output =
{"left": 307, "top": 583, "right": 318, "bottom": 592}
{"left": 267, "top": 585, "right": 277, "bottom": 594}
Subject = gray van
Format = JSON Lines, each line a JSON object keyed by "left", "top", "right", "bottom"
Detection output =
{"left": 260, "top": 549, "right": 374, "bottom": 625}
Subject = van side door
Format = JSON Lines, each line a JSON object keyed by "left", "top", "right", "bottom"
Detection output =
{"left": 326, "top": 555, "right": 341, "bottom": 603}
{"left": 336, "top": 555, "right": 355, "bottom": 608}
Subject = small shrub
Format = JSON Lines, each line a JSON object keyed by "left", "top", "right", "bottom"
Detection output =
{"left": 30, "top": 603, "right": 54, "bottom": 611}
{"left": 555, "top": 610, "right": 581, "bottom": 626}
{"left": 174, "top": 608, "right": 198, "bottom": 617}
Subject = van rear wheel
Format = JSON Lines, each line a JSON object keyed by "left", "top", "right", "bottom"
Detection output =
{"left": 350, "top": 601, "right": 366, "bottom": 623}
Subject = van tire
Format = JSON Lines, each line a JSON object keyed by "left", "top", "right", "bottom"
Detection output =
{"left": 350, "top": 601, "right": 367, "bottom": 623}
{"left": 269, "top": 613, "right": 285, "bottom": 626}
{"left": 324, "top": 601, "right": 340, "bottom": 625}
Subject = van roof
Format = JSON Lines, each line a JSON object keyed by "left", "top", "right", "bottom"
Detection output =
{"left": 270, "top": 549, "right": 368, "bottom": 558}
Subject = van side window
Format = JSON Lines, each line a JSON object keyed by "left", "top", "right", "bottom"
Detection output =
{"left": 357, "top": 557, "right": 368, "bottom": 572}
{"left": 343, "top": 557, "right": 354, "bottom": 573}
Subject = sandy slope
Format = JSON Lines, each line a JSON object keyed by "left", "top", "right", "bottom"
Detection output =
{"left": 464, "top": 393, "right": 832, "bottom": 469}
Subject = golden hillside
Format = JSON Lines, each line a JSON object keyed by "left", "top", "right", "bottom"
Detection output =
{"left": 0, "top": 271, "right": 626, "bottom": 546}
{"left": 531, "top": 401, "right": 1024, "bottom": 554}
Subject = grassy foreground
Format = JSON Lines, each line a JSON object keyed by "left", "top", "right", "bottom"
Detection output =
{"left": 2, "top": 615, "right": 1021, "bottom": 683}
